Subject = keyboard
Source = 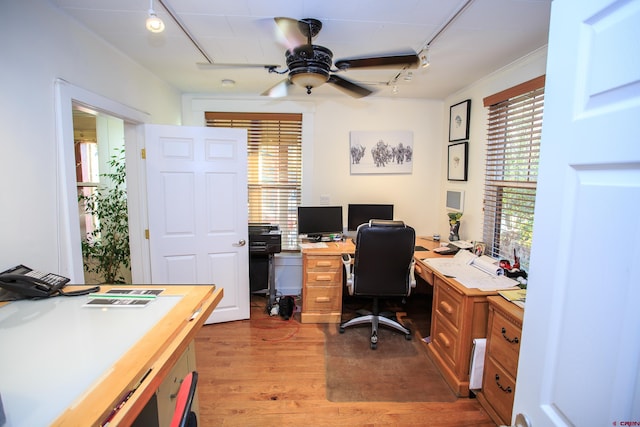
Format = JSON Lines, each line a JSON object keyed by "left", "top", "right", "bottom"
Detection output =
{"left": 433, "top": 244, "right": 460, "bottom": 255}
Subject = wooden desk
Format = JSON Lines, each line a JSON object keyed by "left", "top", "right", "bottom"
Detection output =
{"left": 476, "top": 296, "right": 524, "bottom": 425}
{"left": 300, "top": 237, "right": 504, "bottom": 397}
{"left": 0, "top": 285, "right": 222, "bottom": 427}
{"left": 417, "top": 242, "right": 513, "bottom": 396}
{"left": 299, "top": 237, "right": 439, "bottom": 323}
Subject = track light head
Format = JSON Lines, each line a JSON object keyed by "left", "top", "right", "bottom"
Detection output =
{"left": 146, "top": 0, "right": 165, "bottom": 33}
{"left": 146, "top": 11, "right": 165, "bottom": 33}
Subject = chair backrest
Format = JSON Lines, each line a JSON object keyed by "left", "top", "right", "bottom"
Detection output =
{"left": 170, "top": 371, "right": 198, "bottom": 427}
{"left": 352, "top": 220, "right": 416, "bottom": 297}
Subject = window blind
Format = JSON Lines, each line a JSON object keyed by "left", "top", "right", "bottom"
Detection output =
{"left": 205, "top": 112, "right": 302, "bottom": 250}
{"left": 482, "top": 77, "right": 544, "bottom": 270}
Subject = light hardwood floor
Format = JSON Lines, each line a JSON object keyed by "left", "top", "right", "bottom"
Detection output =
{"left": 194, "top": 296, "right": 497, "bottom": 427}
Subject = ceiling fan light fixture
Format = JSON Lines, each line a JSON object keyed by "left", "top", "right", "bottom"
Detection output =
{"left": 290, "top": 71, "right": 329, "bottom": 93}
{"left": 286, "top": 44, "right": 332, "bottom": 94}
{"left": 146, "top": 0, "right": 165, "bottom": 33}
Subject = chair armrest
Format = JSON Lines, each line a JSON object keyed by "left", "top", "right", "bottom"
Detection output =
{"left": 408, "top": 259, "right": 416, "bottom": 296}
{"left": 341, "top": 253, "right": 354, "bottom": 295}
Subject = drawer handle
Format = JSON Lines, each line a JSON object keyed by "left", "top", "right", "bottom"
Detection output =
{"left": 315, "top": 297, "right": 331, "bottom": 303}
{"left": 439, "top": 301, "right": 453, "bottom": 314}
{"left": 501, "top": 327, "right": 519, "bottom": 344}
{"left": 316, "top": 261, "right": 332, "bottom": 267}
{"left": 316, "top": 275, "right": 332, "bottom": 281}
{"left": 495, "top": 373, "right": 512, "bottom": 393}
{"left": 437, "top": 332, "right": 450, "bottom": 348}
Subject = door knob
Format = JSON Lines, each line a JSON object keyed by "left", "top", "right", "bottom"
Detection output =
{"left": 233, "top": 239, "right": 246, "bottom": 247}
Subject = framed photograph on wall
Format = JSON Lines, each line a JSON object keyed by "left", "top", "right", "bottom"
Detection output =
{"left": 449, "top": 99, "right": 471, "bottom": 142}
{"left": 349, "top": 130, "right": 413, "bottom": 174}
{"left": 447, "top": 141, "right": 468, "bottom": 181}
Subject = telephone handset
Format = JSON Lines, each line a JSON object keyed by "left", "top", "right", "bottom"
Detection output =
{"left": 0, "top": 264, "right": 70, "bottom": 299}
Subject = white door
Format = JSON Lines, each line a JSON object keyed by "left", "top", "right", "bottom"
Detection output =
{"left": 512, "top": 0, "right": 640, "bottom": 426}
{"left": 144, "top": 124, "right": 249, "bottom": 324}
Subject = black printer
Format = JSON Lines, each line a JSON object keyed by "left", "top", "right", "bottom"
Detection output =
{"left": 248, "top": 223, "right": 281, "bottom": 254}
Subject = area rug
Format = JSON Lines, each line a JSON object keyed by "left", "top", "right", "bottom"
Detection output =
{"left": 324, "top": 307, "right": 457, "bottom": 402}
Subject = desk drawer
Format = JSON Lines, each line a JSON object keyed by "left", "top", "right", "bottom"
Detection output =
{"left": 304, "top": 285, "right": 342, "bottom": 312}
{"left": 488, "top": 309, "right": 522, "bottom": 378}
{"left": 434, "top": 277, "right": 463, "bottom": 329}
{"left": 306, "top": 270, "right": 341, "bottom": 285}
{"left": 482, "top": 355, "right": 516, "bottom": 425}
{"left": 431, "top": 311, "right": 460, "bottom": 369}
{"left": 306, "top": 256, "right": 341, "bottom": 270}
{"left": 415, "top": 261, "right": 434, "bottom": 285}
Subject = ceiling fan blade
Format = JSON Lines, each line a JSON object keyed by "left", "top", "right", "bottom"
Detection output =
{"left": 273, "top": 17, "right": 308, "bottom": 50}
{"left": 327, "top": 75, "right": 374, "bottom": 98}
{"left": 261, "top": 79, "right": 293, "bottom": 98}
{"left": 197, "top": 62, "right": 280, "bottom": 70}
{"left": 335, "top": 52, "right": 420, "bottom": 71}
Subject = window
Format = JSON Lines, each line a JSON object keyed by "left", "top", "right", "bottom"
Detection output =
{"left": 205, "top": 112, "right": 302, "bottom": 250}
{"left": 482, "top": 76, "right": 545, "bottom": 271}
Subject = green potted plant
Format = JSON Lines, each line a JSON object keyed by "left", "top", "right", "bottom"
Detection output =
{"left": 448, "top": 212, "right": 462, "bottom": 241}
{"left": 78, "top": 148, "right": 130, "bottom": 284}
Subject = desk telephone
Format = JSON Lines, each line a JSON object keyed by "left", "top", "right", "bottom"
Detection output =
{"left": 0, "top": 264, "right": 71, "bottom": 299}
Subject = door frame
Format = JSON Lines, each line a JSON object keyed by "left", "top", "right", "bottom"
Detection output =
{"left": 54, "top": 79, "right": 150, "bottom": 283}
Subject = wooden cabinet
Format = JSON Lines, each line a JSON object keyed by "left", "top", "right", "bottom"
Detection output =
{"left": 476, "top": 296, "right": 524, "bottom": 426}
{"left": 301, "top": 254, "right": 343, "bottom": 323}
{"left": 426, "top": 275, "right": 497, "bottom": 396}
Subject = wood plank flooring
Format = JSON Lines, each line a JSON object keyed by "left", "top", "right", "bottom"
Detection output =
{"left": 194, "top": 296, "right": 497, "bottom": 427}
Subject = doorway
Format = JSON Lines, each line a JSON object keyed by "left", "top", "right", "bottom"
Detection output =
{"left": 72, "top": 105, "right": 132, "bottom": 284}
{"left": 55, "top": 79, "right": 150, "bottom": 284}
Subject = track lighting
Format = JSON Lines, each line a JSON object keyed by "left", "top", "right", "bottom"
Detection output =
{"left": 146, "top": 0, "right": 165, "bottom": 33}
{"left": 420, "top": 48, "right": 431, "bottom": 68}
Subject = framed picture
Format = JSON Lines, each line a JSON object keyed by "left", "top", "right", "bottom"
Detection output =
{"left": 473, "top": 241, "right": 486, "bottom": 257}
{"left": 349, "top": 130, "right": 413, "bottom": 174}
{"left": 447, "top": 141, "right": 468, "bottom": 181}
{"left": 449, "top": 99, "right": 471, "bottom": 142}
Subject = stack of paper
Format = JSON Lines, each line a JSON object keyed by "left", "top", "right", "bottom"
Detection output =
{"left": 498, "top": 289, "right": 527, "bottom": 308}
{"left": 424, "top": 251, "right": 518, "bottom": 291}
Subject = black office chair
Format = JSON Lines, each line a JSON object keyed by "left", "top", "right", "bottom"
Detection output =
{"left": 339, "top": 220, "right": 416, "bottom": 349}
{"left": 170, "top": 371, "right": 198, "bottom": 427}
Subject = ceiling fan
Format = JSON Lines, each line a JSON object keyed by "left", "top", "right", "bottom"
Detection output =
{"left": 199, "top": 17, "right": 420, "bottom": 98}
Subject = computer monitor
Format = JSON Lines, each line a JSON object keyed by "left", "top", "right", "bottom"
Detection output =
{"left": 297, "top": 206, "right": 343, "bottom": 238}
{"left": 347, "top": 204, "right": 394, "bottom": 231}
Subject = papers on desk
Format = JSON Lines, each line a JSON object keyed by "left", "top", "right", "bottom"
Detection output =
{"left": 298, "top": 242, "right": 329, "bottom": 249}
{"left": 423, "top": 251, "right": 518, "bottom": 291}
{"left": 83, "top": 288, "right": 164, "bottom": 307}
{"left": 499, "top": 288, "right": 527, "bottom": 308}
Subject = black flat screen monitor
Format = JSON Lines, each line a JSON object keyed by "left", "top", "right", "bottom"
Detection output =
{"left": 297, "top": 206, "right": 343, "bottom": 237}
{"left": 347, "top": 204, "right": 394, "bottom": 231}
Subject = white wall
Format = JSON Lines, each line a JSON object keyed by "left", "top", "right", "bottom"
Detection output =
{"left": 182, "top": 95, "right": 445, "bottom": 238}
{"left": 0, "top": 0, "right": 181, "bottom": 274}
{"left": 439, "top": 47, "right": 548, "bottom": 242}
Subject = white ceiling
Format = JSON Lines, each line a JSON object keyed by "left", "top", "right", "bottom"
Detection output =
{"left": 51, "top": 0, "right": 551, "bottom": 100}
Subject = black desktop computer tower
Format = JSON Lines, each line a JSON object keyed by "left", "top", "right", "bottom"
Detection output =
{"left": 249, "top": 253, "right": 269, "bottom": 293}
